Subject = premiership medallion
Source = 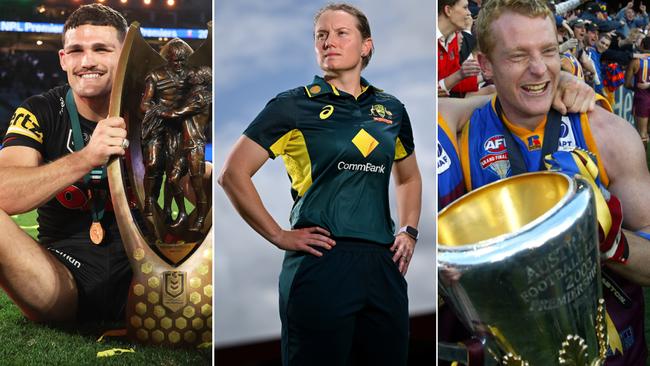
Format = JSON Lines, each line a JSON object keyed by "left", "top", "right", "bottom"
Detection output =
{"left": 89, "top": 222, "right": 105, "bottom": 245}
{"left": 107, "top": 22, "right": 212, "bottom": 348}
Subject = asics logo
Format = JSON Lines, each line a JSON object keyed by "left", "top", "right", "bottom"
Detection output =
{"left": 320, "top": 105, "right": 334, "bottom": 120}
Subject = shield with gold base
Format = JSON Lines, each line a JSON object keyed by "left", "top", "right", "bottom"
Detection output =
{"left": 107, "top": 22, "right": 212, "bottom": 347}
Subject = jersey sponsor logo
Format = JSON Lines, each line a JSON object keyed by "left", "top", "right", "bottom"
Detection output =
{"left": 437, "top": 141, "right": 451, "bottom": 174}
{"left": 527, "top": 135, "right": 541, "bottom": 151}
{"left": 337, "top": 161, "right": 386, "bottom": 174}
{"left": 320, "top": 105, "right": 334, "bottom": 120}
{"left": 558, "top": 118, "right": 577, "bottom": 151}
{"left": 55, "top": 184, "right": 89, "bottom": 210}
{"left": 483, "top": 135, "right": 506, "bottom": 153}
{"left": 370, "top": 104, "right": 393, "bottom": 124}
{"left": 7, "top": 107, "right": 43, "bottom": 143}
{"left": 351, "top": 128, "right": 379, "bottom": 157}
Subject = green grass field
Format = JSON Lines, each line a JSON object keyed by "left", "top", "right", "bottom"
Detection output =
{"left": 4, "top": 211, "right": 211, "bottom": 365}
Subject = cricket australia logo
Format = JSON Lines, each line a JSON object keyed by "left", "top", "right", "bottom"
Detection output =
{"left": 370, "top": 104, "right": 393, "bottom": 124}
{"left": 480, "top": 135, "right": 510, "bottom": 179}
{"left": 162, "top": 270, "right": 187, "bottom": 312}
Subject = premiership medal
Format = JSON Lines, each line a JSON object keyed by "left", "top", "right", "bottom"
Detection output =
{"left": 66, "top": 90, "right": 108, "bottom": 246}
{"left": 90, "top": 221, "right": 105, "bottom": 245}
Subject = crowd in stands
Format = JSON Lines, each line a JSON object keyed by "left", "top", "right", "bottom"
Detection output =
{"left": 438, "top": 0, "right": 650, "bottom": 144}
{"left": 0, "top": 51, "right": 65, "bottom": 136}
{"left": 0, "top": 2, "right": 210, "bottom": 30}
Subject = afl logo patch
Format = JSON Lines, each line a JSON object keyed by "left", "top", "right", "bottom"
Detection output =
{"left": 484, "top": 135, "right": 506, "bottom": 153}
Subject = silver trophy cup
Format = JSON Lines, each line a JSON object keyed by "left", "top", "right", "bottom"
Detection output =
{"left": 438, "top": 172, "right": 607, "bottom": 365}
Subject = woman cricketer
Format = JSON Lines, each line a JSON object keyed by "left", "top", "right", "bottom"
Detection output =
{"left": 219, "top": 3, "right": 422, "bottom": 365}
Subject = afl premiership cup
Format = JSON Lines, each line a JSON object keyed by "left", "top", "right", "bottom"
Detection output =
{"left": 438, "top": 172, "right": 607, "bottom": 365}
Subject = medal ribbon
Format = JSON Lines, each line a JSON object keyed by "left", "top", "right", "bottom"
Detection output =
{"left": 65, "top": 89, "right": 107, "bottom": 237}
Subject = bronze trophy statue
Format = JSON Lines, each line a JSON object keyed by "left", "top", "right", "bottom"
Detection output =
{"left": 107, "top": 22, "right": 212, "bottom": 348}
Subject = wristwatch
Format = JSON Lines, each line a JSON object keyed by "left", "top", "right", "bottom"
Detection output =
{"left": 397, "top": 225, "right": 419, "bottom": 241}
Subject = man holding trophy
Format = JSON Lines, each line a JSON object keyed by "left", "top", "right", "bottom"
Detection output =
{"left": 0, "top": 4, "right": 131, "bottom": 323}
{"left": 440, "top": 0, "right": 650, "bottom": 364}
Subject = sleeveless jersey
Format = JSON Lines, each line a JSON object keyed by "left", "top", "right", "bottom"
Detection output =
{"left": 460, "top": 97, "right": 609, "bottom": 190}
{"left": 635, "top": 56, "right": 650, "bottom": 84}
{"left": 437, "top": 114, "right": 464, "bottom": 210}
{"left": 459, "top": 97, "right": 646, "bottom": 365}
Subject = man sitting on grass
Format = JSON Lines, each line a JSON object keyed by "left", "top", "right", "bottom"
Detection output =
{"left": 0, "top": 3, "right": 131, "bottom": 323}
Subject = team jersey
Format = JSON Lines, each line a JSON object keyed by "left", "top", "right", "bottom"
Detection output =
{"left": 459, "top": 96, "right": 646, "bottom": 365}
{"left": 244, "top": 76, "right": 414, "bottom": 245}
{"left": 2, "top": 85, "right": 120, "bottom": 244}
{"left": 459, "top": 96, "right": 609, "bottom": 190}
{"left": 437, "top": 114, "right": 464, "bottom": 210}
{"left": 635, "top": 55, "right": 650, "bottom": 85}
{"left": 561, "top": 51, "right": 585, "bottom": 80}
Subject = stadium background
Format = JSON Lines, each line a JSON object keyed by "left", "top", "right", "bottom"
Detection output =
{"left": 0, "top": 0, "right": 211, "bottom": 364}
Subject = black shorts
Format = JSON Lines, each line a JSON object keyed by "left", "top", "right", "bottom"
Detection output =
{"left": 46, "top": 231, "right": 131, "bottom": 323}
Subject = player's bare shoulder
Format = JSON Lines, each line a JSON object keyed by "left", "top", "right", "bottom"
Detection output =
{"left": 588, "top": 105, "right": 646, "bottom": 180}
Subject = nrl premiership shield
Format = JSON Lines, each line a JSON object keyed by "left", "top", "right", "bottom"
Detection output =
{"left": 107, "top": 22, "right": 212, "bottom": 347}
{"left": 438, "top": 172, "right": 607, "bottom": 365}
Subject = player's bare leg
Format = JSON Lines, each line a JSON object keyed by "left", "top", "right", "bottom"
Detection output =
{"left": 635, "top": 115, "right": 649, "bottom": 149}
{"left": 0, "top": 210, "right": 77, "bottom": 322}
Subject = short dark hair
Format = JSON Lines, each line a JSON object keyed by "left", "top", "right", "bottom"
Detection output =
{"left": 314, "top": 3, "right": 373, "bottom": 69}
{"left": 63, "top": 4, "right": 128, "bottom": 45}
{"left": 438, "top": 0, "right": 464, "bottom": 15}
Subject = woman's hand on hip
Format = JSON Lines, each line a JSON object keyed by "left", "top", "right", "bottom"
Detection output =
{"left": 391, "top": 234, "right": 415, "bottom": 275}
{"left": 273, "top": 227, "right": 336, "bottom": 257}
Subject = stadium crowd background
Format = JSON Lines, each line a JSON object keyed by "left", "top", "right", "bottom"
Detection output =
{"left": 0, "top": 0, "right": 212, "bottom": 145}
{"left": 438, "top": 0, "right": 648, "bottom": 129}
